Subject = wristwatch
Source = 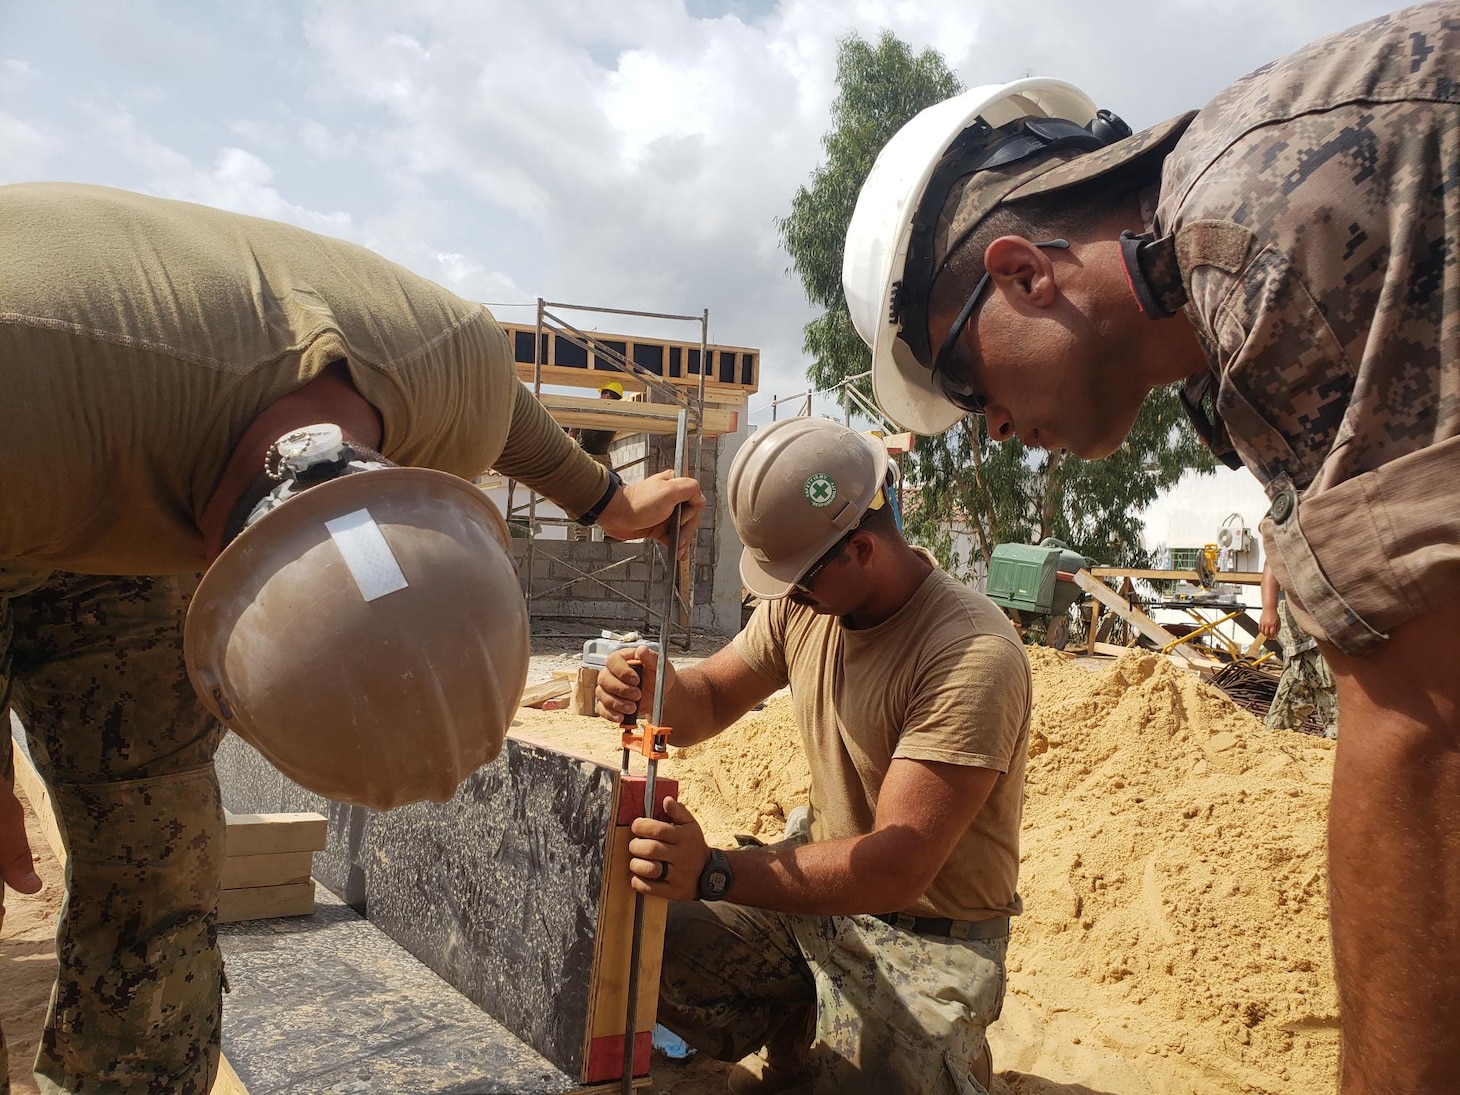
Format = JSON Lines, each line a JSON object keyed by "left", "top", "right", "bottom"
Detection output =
{"left": 696, "top": 848, "right": 733, "bottom": 901}
{"left": 576, "top": 467, "right": 623, "bottom": 527}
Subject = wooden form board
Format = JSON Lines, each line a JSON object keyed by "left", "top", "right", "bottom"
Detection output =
{"left": 581, "top": 775, "right": 675, "bottom": 1084}
{"left": 537, "top": 392, "right": 740, "bottom": 438}
{"left": 11, "top": 738, "right": 65, "bottom": 868}
{"left": 218, "top": 882, "right": 316, "bottom": 925}
{"left": 220, "top": 811, "right": 326, "bottom": 923}
{"left": 222, "top": 811, "right": 327, "bottom": 857}
{"left": 221, "top": 850, "right": 313, "bottom": 890}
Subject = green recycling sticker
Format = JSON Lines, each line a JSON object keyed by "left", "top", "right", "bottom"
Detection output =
{"left": 805, "top": 473, "right": 836, "bottom": 507}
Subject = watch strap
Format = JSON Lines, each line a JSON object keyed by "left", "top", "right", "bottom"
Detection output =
{"left": 696, "top": 847, "right": 733, "bottom": 901}
{"left": 576, "top": 467, "right": 623, "bottom": 526}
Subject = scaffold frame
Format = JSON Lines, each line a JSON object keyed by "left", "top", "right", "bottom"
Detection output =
{"left": 503, "top": 297, "right": 710, "bottom": 650}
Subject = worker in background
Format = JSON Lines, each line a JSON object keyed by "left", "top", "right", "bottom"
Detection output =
{"left": 568, "top": 380, "right": 624, "bottom": 540}
{"left": 597, "top": 417, "right": 1031, "bottom": 1095}
{"left": 0, "top": 181, "right": 705, "bottom": 1095}
{"left": 1260, "top": 561, "right": 1339, "bottom": 738}
{"left": 840, "top": 5, "right": 1460, "bottom": 1090}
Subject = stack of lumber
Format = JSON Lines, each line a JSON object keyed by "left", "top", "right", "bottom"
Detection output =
{"left": 219, "top": 810, "right": 325, "bottom": 924}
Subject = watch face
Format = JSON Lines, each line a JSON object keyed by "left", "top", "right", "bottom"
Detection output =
{"left": 704, "top": 869, "right": 729, "bottom": 899}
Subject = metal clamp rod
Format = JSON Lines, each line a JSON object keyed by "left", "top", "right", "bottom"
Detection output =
{"left": 623, "top": 407, "right": 690, "bottom": 1093}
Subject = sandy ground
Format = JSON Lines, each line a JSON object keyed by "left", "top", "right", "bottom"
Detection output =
{"left": 4, "top": 647, "right": 1340, "bottom": 1094}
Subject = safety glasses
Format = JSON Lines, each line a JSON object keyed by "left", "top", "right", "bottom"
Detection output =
{"left": 792, "top": 528, "right": 857, "bottom": 594}
{"left": 928, "top": 238, "right": 1070, "bottom": 416}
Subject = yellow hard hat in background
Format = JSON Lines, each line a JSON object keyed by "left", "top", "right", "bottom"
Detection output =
{"left": 599, "top": 380, "right": 625, "bottom": 397}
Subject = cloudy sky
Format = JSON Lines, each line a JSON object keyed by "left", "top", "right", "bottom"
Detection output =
{"left": 4, "top": 0, "right": 1402, "bottom": 546}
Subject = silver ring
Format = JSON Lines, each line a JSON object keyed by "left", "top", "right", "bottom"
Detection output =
{"left": 656, "top": 861, "right": 670, "bottom": 882}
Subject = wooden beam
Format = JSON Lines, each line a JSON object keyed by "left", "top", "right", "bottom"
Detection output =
{"left": 1071, "top": 570, "right": 1204, "bottom": 665}
{"left": 536, "top": 393, "right": 739, "bottom": 438}
{"left": 221, "top": 850, "right": 314, "bottom": 891}
{"left": 223, "top": 812, "right": 327, "bottom": 857}
{"left": 217, "top": 880, "right": 316, "bottom": 924}
{"left": 581, "top": 776, "right": 672, "bottom": 1085}
{"left": 1090, "top": 567, "right": 1264, "bottom": 586}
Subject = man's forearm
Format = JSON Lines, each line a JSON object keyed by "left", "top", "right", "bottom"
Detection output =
{"left": 493, "top": 384, "right": 608, "bottom": 517}
{"left": 718, "top": 830, "right": 929, "bottom": 917}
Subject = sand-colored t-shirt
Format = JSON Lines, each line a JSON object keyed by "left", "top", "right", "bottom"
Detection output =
{"left": 734, "top": 561, "right": 1031, "bottom": 921}
{"left": 0, "top": 182, "right": 606, "bottom": 574}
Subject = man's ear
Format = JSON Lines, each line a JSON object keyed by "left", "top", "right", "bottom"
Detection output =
{"left": 848, "top": 529, "right": 877, "bottom": 567}
{"left": 984, "top": 235, "right": 1059, "bottom": 307}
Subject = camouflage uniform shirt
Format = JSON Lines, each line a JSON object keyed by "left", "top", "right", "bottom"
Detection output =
{"left": 1155, "top": 1, "right": 1460, "bottom": 655}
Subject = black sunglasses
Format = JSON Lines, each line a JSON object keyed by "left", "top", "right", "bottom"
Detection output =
{"left": 792, "top": 526, "right": 858, "bottom": 594}
{"left": 929, "top": 238, "right": 1070, "bottom": 416}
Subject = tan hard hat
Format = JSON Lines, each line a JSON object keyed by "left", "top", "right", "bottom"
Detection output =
{"left": 728, "top": 417, "right": 889, "bottom": 599}
{"left": 185, "top": 467, "right": 529, "bottom": 811}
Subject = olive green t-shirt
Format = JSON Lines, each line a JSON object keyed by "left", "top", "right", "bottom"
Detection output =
{"left": 734, "top": 559, "right": 1031, "bottom": 921}
{"left": 0, "top": 182, "right": 606, "bottom": 574}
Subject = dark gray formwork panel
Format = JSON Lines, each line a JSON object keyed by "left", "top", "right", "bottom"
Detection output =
{"left": 212, "top": 733, "right": 618, "bottom": 1080}
{"left": 220, "top": 890, "right": 579, "bottom": 1094}
{"left": 365, "top": 741, "right": 614, "bottom": 1077}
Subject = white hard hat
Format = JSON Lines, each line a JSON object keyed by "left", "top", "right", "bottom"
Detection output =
{"left": 186, "top": 466, "right": 530, "bottom": 811}
{"left": 842, "top": 79, "right": 1100, "bottom": 435}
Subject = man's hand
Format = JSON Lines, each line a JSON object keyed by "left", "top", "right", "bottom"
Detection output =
{"left": 627, "top": 797, "right": 710, "bottom": 901}
{"left": 595, "top": 646, "right": 676, "bottom": 723}
{"left": 1259, "top": 605, "right": 1280, "bottom": 639}
{"left": 596, "top": 471, "right": 706, "bottom": 559}
{"left": 1, "top": 780, "right": 43, "bottom": 934}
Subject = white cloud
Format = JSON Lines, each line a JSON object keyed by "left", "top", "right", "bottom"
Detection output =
{"left": 3, "top": 0, "right": 1405, "bottom": 536}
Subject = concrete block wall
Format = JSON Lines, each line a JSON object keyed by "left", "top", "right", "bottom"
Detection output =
{"left": 501, "top": 402, "right": 750, "bottom": 638}
{"left": 506, "top": 428, "right": 732, "bottom": 634}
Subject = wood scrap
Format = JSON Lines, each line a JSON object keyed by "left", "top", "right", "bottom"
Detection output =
{"left": 520, "top": 677, "right": 573, "bottom": 708}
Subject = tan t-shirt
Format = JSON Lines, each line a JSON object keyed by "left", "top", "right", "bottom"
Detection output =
{"left": 734, "top": 560, "right": 1031, "bottom": 921}
{"left": 0, "top": 182, "right": 607, "bottom": 574}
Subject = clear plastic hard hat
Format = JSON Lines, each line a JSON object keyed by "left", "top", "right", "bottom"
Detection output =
{"left": 841, "top": 79, "right": 1098, "bottom": 436}
{"left": 728, "top": 417, "right": 889, "bottom": 599}
{"left": 185, "top": 466, "right": 529, "bottom": 811}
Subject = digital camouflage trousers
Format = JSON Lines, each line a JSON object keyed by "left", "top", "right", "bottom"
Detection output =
{"left": 657, "top": 895, "right": 1008, "bottom": 1095}
{"left": 1, "top": 572, "right": 223, "bottom": 1095}
{"left": 1265, "top": 601, "right": 1339, "bottom": 738}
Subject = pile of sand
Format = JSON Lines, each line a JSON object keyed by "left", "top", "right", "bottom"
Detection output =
{"left": 1004, "top": 649, "right": 1337, "bottom": 1093}
{"left": 509, "top": 695, "right": 811, "bottom": 844}
{"left": 515, "top": 648, "right": 1339, "bottom": 1093}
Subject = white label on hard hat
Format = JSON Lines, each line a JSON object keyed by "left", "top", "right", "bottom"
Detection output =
{"left": 325, "top": 509, "right": 409, "bottom": 602}
{"left": 805, "top": 474, "right": 836, "bottom": 507}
